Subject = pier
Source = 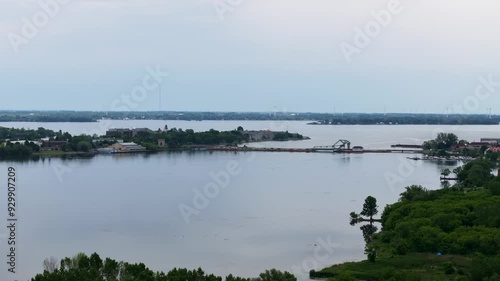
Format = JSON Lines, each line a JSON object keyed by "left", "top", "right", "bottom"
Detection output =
{"left": 207, "top": 146, "right": 423, "bottom": 154}
{"left": 202, "top": 139, "right": 424, "bottom": 154}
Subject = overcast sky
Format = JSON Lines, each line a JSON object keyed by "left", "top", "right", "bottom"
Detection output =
{"left": 1, "top": 0, "right": 500, "bottom": 113}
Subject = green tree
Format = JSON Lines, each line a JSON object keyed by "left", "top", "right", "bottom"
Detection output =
{"left": 350, "top": 196, "right": 381, "bottom": 261}
{"left": 441, "top": 168, "right": 451, "bottom": 178}
{"left": 102, "top": 258, "right": 120, "bottom": 281}
{"left": 77, "top": 141, "right": 92, "bottom": 152}
{"left": 435, "top": 133, "right": 458, "bottom": 150}
{"left": 350, "top": 196, "right": 380, "bottom": 230}
{"left": 257, "top": 269, "right": 296, "bottom": 281}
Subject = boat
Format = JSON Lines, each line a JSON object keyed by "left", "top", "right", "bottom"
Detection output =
{"left": 97, "top": 147, "right": 115, "bottom": 154}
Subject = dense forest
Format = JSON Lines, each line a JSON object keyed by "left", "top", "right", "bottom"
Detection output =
{"left": 314, "top": 159, "right": 500, "bottom": 281}
{"left": 30, "top": 253, "right": 297, "bottom": 281}
{"left": 1, "top": 110, "right": 499, "bottom": 125}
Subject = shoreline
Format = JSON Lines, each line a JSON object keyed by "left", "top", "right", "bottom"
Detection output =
{"left": 2, "top": 145, "right": 423, "bottom": 161}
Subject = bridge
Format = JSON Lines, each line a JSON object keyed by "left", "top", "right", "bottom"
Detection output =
{"left": 204, "top": 139, "right": 424, "bottom": 154}
{"left": 313, "top": 139, "right": 351, "bottom": 152}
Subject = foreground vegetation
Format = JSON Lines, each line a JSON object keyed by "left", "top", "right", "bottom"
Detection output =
{"left": 314, "top": 159, "right": 500, "bottom": 281}
{"left": 31, "top": 253, "right": 296, "bottom": 281}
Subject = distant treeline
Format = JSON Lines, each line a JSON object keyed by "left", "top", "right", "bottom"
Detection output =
{"left": 31, "top": 252, "right": 297, "bottom": 281}
{"left": 0, "top": 142, "right": 39, "bottom": 158}
{"left": 0, "top": 112, "right": 94, "bottom": 122}
{"left": 310, "top": 114, "right": 500, "bottom": 125}
{"left": 0, "top": 127, "right": 57, "bottom": 140}
{"left": 1, "top": 111, "right": 499, "bottom": 124}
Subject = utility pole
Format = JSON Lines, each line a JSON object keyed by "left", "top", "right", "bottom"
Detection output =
{"left": 159, "top": 83, "right": 162, "bottom": 112}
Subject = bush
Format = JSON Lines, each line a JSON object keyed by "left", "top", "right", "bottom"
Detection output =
{"left": 335, "top": 272, "right": 355, "bottom": 281}
{"left": 395, "top": 239, "right": 409, "bottom": 255}
{"left": 443, "top": 262, "right": 455, "bottom": 275}
{"left": 365, "top": 246, "right": 377, "bottom": 263}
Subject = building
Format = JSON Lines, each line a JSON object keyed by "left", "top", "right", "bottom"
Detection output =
{"left": 352, "top": 146, "right": 364, "bottom": 152}
{"left": 41, "top": 140, "right": 68, "bottom": 151}
{"left": 8, "top": 140, "right": 43, "bottom": 146}
{"left": 131, "top": 128, "right": 154, "bottom": 136}
{"left": 469, "top": 142, "right": 491, "bottom": 149}
{"left": 452, "top": 143, "right": 468, "bottom": 151}
{"left": 106, "top": 129, "right": 132, "bottom": 137}
{"left": 158, "top": 139, "right": 166, "bottom": 148}
{"left": 488, "top": 147, "right": 500, "bottom": 152}
{"left": 106, "top": 128, "right": 155, "bottom": 137}
{"left": 480, "top": 138, "right": 500, "bottom": 145}
{"left": 110, "top": 142, "right": 146, "bottom": 153}
{"left": 243, "top": 130, "right": 275, "bottom": 141}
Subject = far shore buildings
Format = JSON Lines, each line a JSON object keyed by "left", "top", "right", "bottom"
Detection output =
{"left": 41, "top": 140, "right": 68, "bottom": 151}
{"left": 480, "top": 138, "right": 500, "bottom": 145}
{"left": 452, "top": 138, "right": 500, "bottom": 154}
{"left": 106, "top": 128, "right": 155, "bottom": 137}
{"left": 110, "top": 142, "right": 146, "bottom": 153}
{"left": 8, "top": 140, "right": 43, "bottom": 146}
{"left": 106, "top": 126, "right": 168, "bottom": 138}
{"left": 243, "top": 130, "right": 275, "bottom": 141}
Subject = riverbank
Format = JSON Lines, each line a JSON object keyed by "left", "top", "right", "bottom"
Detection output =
{"left": 311, "top": 253, "right": 472, "bottom": 280}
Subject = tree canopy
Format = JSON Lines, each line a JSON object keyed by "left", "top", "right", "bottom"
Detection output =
{"left": 31, "top": 253, "right": 297, "bottom": 281}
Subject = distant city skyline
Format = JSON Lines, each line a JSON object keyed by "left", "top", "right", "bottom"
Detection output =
{"left": 1, "top": 0, "right": 500, "bottom": 113}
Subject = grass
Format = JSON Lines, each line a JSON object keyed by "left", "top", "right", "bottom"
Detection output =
{"left": 33, "top": 150, "right": 95, "bottom": 157}
{"left": 314, "top": 253, "right": 471, "bottom": 280}
{"left": 34, "top": 150, "right": 66, "bottom": 156}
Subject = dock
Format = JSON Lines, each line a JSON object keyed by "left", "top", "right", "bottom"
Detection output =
{"left": 205, "top": 139, "right": 423, "bottom": 154}
{"left": 207, "top": 146, "right": 423, "bottom": 154}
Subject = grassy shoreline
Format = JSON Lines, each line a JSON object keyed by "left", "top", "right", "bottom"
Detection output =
{"left": 312, "top": 180, "right": 500, "bottom": 281}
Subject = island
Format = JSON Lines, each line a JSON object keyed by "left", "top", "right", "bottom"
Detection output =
{"left": 0, "top": 126, "right": 308, "bottom": 160}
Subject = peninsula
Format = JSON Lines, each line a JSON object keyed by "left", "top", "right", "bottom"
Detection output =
{"left": 0, "top": 126, "right": 307, "bottom": 159}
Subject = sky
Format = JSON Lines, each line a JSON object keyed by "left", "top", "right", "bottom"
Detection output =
{"left": 1, "top": 0, "right": 500, "bottom": 113}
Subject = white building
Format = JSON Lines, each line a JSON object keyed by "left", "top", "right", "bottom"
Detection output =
{"left": 111, "top": 142, "right": 147, "bottom": 153}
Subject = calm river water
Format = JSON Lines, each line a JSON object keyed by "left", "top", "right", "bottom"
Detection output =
{"left": 1, "top": 121, "right": 499, "bottom": 281}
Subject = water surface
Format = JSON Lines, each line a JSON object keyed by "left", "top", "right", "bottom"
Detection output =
{"left": 0, "top": 121, "right": 481, "bottom": 280}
